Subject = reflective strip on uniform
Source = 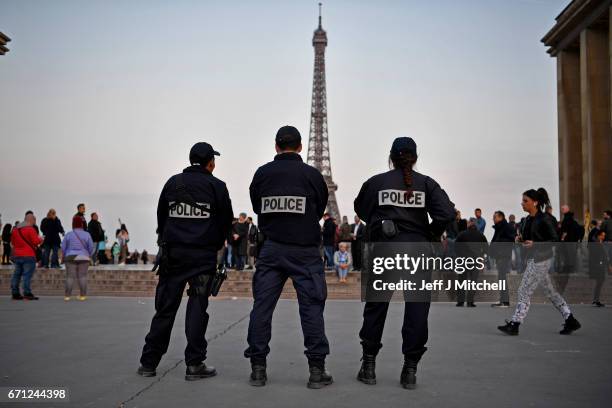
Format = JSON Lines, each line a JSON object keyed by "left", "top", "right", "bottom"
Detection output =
{"left": 169, "top": 201, "right": 211, "bottom": 218}
{"left": 378, "top": 190, "right": 425, "bottom": 208}
{"left": 261, "top": 196, "right": 306, "bottom": 214}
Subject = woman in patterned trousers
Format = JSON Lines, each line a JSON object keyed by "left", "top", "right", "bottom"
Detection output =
{"left": 498, "top": 188, "right": 581, "bottom": 336}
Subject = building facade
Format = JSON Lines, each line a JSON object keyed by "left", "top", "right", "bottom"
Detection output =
{"left": 542, "top": 0, "right": 612, "bottom": 221}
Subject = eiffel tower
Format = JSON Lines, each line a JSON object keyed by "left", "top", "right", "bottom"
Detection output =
{"left": 307, "top": 3, "right": 340, "bottom": 221}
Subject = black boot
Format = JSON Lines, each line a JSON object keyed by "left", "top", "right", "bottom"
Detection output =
{"left": 23, "top": 293, "right": 39, "bottom": 300}
{"left": 137, "top": 365, "right": 156, "bottom": 377}
{"left": 357, "top": 354, "right": 376, "bottom": 385}
{"left": 400, "top": 357, "right": 418, "bottom": 389}
{"left": 559, "top": 314, "right": 581, "bottom": 335}
{"left": 249, "top": 363, "right": 267, "bottom": 387}
{"left": 497, "top": 320, "right": 520, "bottom": 335}
{"left": 185, "top": 363, "right": 217, "bottom": 381}
{"left": 307, "top": 360, "right": 333, "bottom": 389}
{"left": 11, "top": 293, "right": 23, "bottom": 300}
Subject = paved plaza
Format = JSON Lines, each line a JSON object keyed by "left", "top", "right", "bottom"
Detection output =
{"left": 0, "top": 297, "right": 610, "bottom": 407}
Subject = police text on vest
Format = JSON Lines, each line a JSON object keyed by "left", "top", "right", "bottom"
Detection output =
{"left": 261, "top": 196, "right": 306, "bottom": 214}
{"left": 169, "top": 202, "right": 211, "bottom": 218}
{"left": 378, "top": 190, "right": 425, "bottom": 207}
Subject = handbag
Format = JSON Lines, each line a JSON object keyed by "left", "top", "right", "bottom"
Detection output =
{"left": 65, "top": 231, "right": 91, "bottom": 262}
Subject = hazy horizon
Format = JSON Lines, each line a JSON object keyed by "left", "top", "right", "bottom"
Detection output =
{"left": 1, "top": 0, "right": 568, "bottom": 252}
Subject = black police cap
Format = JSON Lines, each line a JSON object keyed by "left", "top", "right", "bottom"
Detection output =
{"left": 189, "top": 142, "right": 220, "bottom": 165}
{"left": 390, "top": 137, "right": 417, "bottom": 156}
{"left": 275, "top": 125, "right": 302, "bottom": 146}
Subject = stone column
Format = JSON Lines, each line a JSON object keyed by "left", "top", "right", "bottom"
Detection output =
{"left": 556, "top": 50, "right": 583, "bottom": 217}
{"left": 580, "top": 27, "right": 611, "bottom": 221}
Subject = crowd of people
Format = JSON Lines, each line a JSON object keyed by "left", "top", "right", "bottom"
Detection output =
{"left": 0, "top": 203, "right": 151, "bottom": 301}
{"left": 316, "top": 205, "right": 611, "bottom": 306}
{"left": 444, "top": 206, "right": 612, "bottom": 308}
{"left": 1, "top": 203, "right": 610, "bottom": 304}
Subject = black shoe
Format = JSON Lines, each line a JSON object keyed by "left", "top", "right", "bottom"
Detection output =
{"left": 307, "top": 363, "right": 333, "bottom": 389}
{"left": 11, "top": 293, "right": 23, "bottom": 300}
{"left": 592, "top": 301, "right": 605, "bottom": 308}
{"left": 357, "top": 354, "right": 376, "bottom": 385}
{"left": 497, "top": 320, "right": 520, "bottom": 335}
{"left": 249, "top": 364, "right": 267, "bottom": 387}
{"left": 491, "top": 302, "right": 509, "bottom": 308}
{"left": 560, "top": 314, "right": 581, "bottom": 335}
{"left": 185, "top": 363, "right": 217, "bottom": 381}
{"left": 455, "top": 302, "right": 464, "bottom": 307}
{"left": 467, "top": 302, "right": 476, "bottom": 308}
{"left": 137, "top": 365, "right": 156, "bottom": 377}
{"left": 400, "top": 359, "right": 417, "bottom": 389}
{"left": 23, "top": 293, "right": 39, "bottom": 300}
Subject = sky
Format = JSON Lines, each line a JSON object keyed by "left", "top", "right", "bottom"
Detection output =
{"left": 0, "top": 0, "right": 567, "bottom": 251}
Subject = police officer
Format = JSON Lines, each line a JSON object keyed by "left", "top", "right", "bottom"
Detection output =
{"left": 244, "top": 125, "right": 332, "bottom": 389}
{"left": 354, "top": 137, "right": 455, "bottom": 389}
{"left": 138, "top": 142, "right": 233, "bottom": 381}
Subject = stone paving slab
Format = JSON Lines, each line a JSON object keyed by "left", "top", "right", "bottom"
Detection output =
{"left": 0, "top": 297, "right": 610, "bottom": 407}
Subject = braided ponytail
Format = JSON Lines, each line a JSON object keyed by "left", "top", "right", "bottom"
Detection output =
{"left": 390, "top": 151, "right": 418, "bottom": 197}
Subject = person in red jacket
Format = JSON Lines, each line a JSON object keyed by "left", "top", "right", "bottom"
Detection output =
{"left": 11, "top": 212, "right": 42, "bottom": 300}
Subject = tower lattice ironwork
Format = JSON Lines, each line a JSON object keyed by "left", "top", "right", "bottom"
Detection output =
{"left": 307, "top": 3, "right": 340, "bottom": 221}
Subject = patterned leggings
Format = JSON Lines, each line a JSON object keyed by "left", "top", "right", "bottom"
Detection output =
{"left": 511, "top": 258, "right": 571, "bottom": 323}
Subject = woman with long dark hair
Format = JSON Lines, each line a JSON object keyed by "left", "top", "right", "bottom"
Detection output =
{"left": 354, "top": 137, "right": 455, "bottom": 389}
{"left": 498, "top": 188, "right": 581, "bottom": 335}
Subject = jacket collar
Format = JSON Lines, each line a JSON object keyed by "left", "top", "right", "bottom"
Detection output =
{"left": 274, "top": 152, "right": 303, "bottom": 162}
{"left": 183, "top": 165, "right": 211, "bottom": 175}
{"left": 493, "top": 219, "right": 508, "bottom": 231}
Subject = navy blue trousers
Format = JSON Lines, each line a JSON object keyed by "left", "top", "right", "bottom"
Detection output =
{"left": 140, "top": 265, "right": 213, "bottom": 367}
{"left": 244, "top": 240, "right": 330, "bottom": 363}
{"left": 359, "top": 301, "right": 430, "bottom": 361}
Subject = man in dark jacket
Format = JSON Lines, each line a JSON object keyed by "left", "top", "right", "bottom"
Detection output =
{"left": 139, "top": 142, "right": 233, "bottom": 381}
{"left": 246, "top": 217, "right": 258, "bottom": 269}
{"left": 558, "top": 205, "right": 582, "bottom": 294}
{"left": 455, "top": 218, "right": 488, "bottom": 307}
{"left": 350, "top": 215, "right": 365, "bottom": 271}
{"left": 490, "top": 211, "right": 515, "bottom": 307}
{"left": 40, "top": 209, "right": 64, "bottom": 268}
{"left": 322, "top": 214, "right": 336, "bottom": 268}
{"left": 75, "top": 203, "right": 87, "bottom": 232}
{"left": 88, "top": 213, "right": 105, "bottom": 265}
{"left": 232, "top": 213, "right": 249, "bottom": 270}
{"left": 588, "top": 229, "right": 608, "bottom": 307}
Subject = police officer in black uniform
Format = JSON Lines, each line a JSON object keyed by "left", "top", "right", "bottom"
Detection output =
{"left": 354, "top": 137, "right": 455, "bottom": 389}
{"left": 244, "top": 126, "right": 333, "bottom": 389}
{"left": 138, "top": 142, "right": 233, "bottom": 381}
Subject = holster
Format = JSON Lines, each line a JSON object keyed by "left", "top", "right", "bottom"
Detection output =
{"left": 367, "top": 220, "right": 399, "bottom": 241}
{"left": 381, "top": 220, "right": 398, "bottom": 239}
{"left": 255, "top": 230, "right": 267, "bottom": 257}
{"left": 152, "top": 243, "right": 169, "bottom": 276}
{"left": 210, "top": 264, "right": 227, "bottom": 297}
{"left": 187, "top": 274, "right": 213, "bottom": 297}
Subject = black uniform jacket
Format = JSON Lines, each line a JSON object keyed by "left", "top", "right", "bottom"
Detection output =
{"left": 157, "top": 165, "right": 234, "bottom": 253}
{"left": 250, "top": 152, "right": 328, "bottom": 247}
{"left": 354, "top": 168, "right": 455, "bottom": 241}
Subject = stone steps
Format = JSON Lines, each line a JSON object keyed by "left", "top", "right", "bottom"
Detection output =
{"left": 0, "top": 266, "right": 608, "bottom": 303}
